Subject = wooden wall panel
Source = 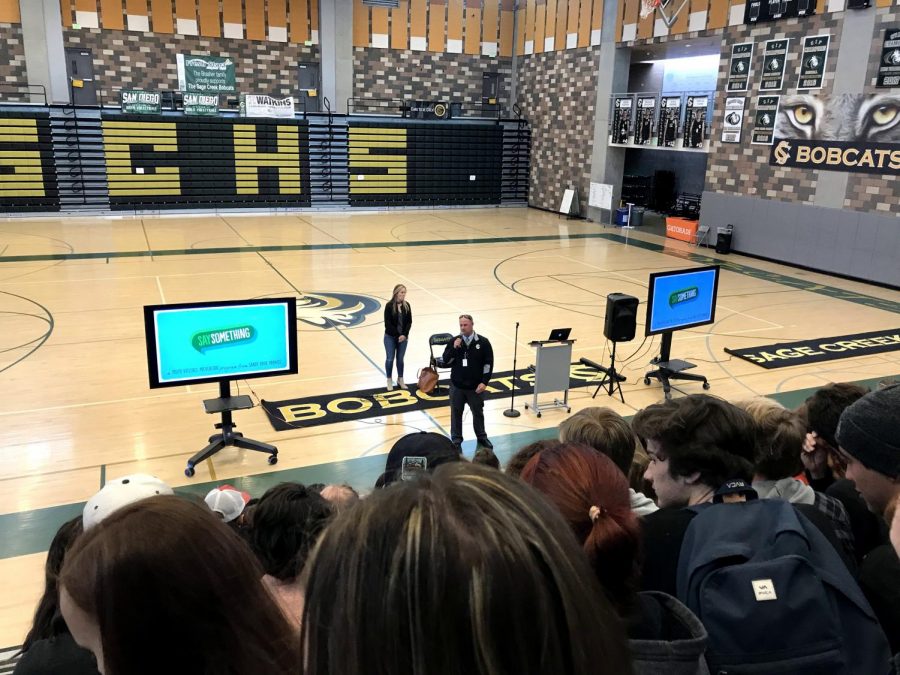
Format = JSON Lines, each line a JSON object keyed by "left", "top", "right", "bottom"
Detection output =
{"left": 199, "top": 0, "right": 221, "bottom": 36}
{"left": 615, "top": 0, "right": 626, "bottom": 40}
{"left": 592, "top": 0, "right": 603, "bottom": 31}
{"left": 392, "top": 1, "right": 409, "bottom": 49}
{"left": 707, "top": 0, "right": 729, "bottom": 28}
{"left": 353, "top": 0, "right": 369, "bottom": 46}
{"left": 637, "top": 1, "right": 654, "bottom": 37}
{"left": 244, "top": 0, "right": 265, "bottom": 40}
{"left": 99, "top": 0, "right": 124, "bottom": 28}
{"left": 578, "top": 0, "right": 592, "bottom": 45}
{"left": 410, "top": 0, "right": 427, "bottom": 42}
{"left": 691, "top": 0, "right": 709, "bottom": 30}
{"left": 500, "top": 0, "right": 515, "bottom": 55}
{"left": 371, "top": 6, "right": 389, "bottom": 41}
{"left": 309, "top": 0, "right": 318, "bottom": 37}
{"left": 429, "top": 0, "right": 447, "bottom": 52}
{"left": 0, "top": 0, "right": 20, "bottom": 22}
{"left": 124, "top": 0, "right": 147, "bottom": 16}
{"left": 173, "top": 0, "right": 194, "bottom": 20}
{"left": 76, "top": 0, "right": 98, "bottom": 12}
{"left": 525, "top": 0, "right": 535, "bottom": 50}
{"left": 622, "top": 0, "right": 639, "bottom": 38}
{"left": 566, "top": 0, "right": 579, "bottom": 41}
{"left": 669, "top": 0, "right": 689, "bottom": 34}
{"left": 464, "top": 1, "right": 481, "bottom": 54}
{"left": 149, "top": 0, "right": 174, "bottom": 32}
{"left": 289, "top": 0, "right": 309, "bottom": 43}
{"left": 545, "top": 0, "right": 557, "bottom": 49}
{"left": 60, "top": 0, "right": 73, "bottom": 27}
{"left": 483, "top": 0, "right": 499, "bottom": 48}
{"left": 534, "top": 0, "right": 546, "bottom": 52}
{"left": 555, "top": 0, "right": 567, "bottom": 47}
{"left": 448, "top": 0, "right": 464, "bottom": 45}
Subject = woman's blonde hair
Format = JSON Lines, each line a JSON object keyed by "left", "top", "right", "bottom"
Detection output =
{"left": 390, "top": 284, "right": 408, "bottom": 315}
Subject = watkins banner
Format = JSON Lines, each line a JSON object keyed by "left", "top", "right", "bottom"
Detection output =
{"left": 240, "top": 95, "right": 295, "bottom": 118}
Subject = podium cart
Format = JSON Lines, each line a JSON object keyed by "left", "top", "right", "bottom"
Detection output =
{"left": 524, "top": 339, "right": 574, "bottom": 418}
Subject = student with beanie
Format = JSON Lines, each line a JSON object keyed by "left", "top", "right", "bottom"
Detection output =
{"left": 836, "top": 384, "right": 900, "bottom": 654}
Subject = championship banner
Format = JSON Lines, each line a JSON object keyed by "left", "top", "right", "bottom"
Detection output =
{"left": 721, "top": 97, "right": 745, "bottom": 144}
{"left": 751, "top": 95, "right": 780, "bottom": 145}
{"left": 635, "top": 97, "right": 657, "bottom": 146}
{"left": 101, "top": 116, "right": 311, "bottom": 210}
{"left": 184, "top": 93, "right": 219, "bottom": 116}
{"left": 0, "top": 113, "right": 59, "bottom": 213}
{"left": 240, "top": 95, "right": 295, "bottom": 118}
{"left": 177, "top": 54, "right": 236, "bottom": 93}
{"left": 612, "top": 97, "right": 634, "bottom": 144}
{"left": 770, "top": 137, "right": 900, "bottom": 175}
{"left": 727, "top": 43, "right": 754, "bottom": 92}
{"left": 760, "top": 39, "right": 790, "bottom": 92}
{"left": 726, "top": 329, "right": 900, "bottom": 369}
{"left": 877, "top": 27, "right": 900, "bottom": 88}
{"left": 745, "top": 0, "right": 815, "bottom": 24}
{"left": 261, "top": 365, "right": 607, "bottom": 431}
{"left": 658, "top": 96, "right": 682, "bottom": 147}
{"left": 683, "top": 96, "right": 707, "bottom": 148}
{"left": 348, "top": 122, "right": 503, "bottom": 207}
{"left": 797, "top": 35, "right": 830, "bottom": 90}
{"left": 120, "top": 90, "right": 161, "bottom": 115}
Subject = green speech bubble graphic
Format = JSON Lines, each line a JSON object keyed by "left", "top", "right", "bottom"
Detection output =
{"left": 668, "top": 287, "right": 699, "bottom": 308}
{"left": 191, "top": 325, "right": 256, "bottom": 353}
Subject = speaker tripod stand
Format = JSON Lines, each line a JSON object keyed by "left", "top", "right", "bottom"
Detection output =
{"left": 579, "top": 340, "right": 627, "bottom": 404}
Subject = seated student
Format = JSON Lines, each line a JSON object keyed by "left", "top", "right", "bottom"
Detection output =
{"left": 632, "top": 395, "right": 854, "bottom": 596}
{"left": 249, "top": 483, "right": 334, "bottom": 630}
{"left": 13, "top": 518, "right": 99, "bottom": 675}
{"left": 737, "top": 397, "right": 855, "bottom": 564}
{"left": 375, "top": 431, "right": 462, "bottom": 488}
{"left": 836, "top": 384, "right": 900, "bottom": 655}
{"left": 318, "top": 484, "right": 360, "bottom": 512}
{"left": 505, "top": 439, "right": 558, "bottom": 477}
{"left": 204, "top": 485, "right": 249, "bottom": 531}
{"left": 519, "top": 442, "right": 709, "bottom": 675}
{"left": 559, "top": 407, "right": 658, "bottom": 516}
{"left": 59, "top": 496, "right": 299, "bottom": 675}
{"left": 82, "top": 473, "right": 173, "bottom": 529}
{"left": 299, "top": 463, "right": 632, "bottom": 675}
{"left": 801, "top": 382, "right": 886, "bottom": 561}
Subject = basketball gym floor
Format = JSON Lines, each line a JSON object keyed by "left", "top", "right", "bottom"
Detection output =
{"left": 0, "top": 205, "right": 897, "bottom": 649}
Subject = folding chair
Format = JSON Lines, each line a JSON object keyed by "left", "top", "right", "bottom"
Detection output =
{"left": 693, "top": 225, "right": 710, "bottom": 248}
{"left": 428, "top": 333, "right": 455, "bottom": 395}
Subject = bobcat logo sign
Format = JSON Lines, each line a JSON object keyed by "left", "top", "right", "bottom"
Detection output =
{"left": 773, "top": 140, "right": 792, "bottom": 165}
{"left": 769, "top": 138, "right": 900, "bottom": 174}
{"left": 295, "top": 292, "right": 381, "bottom": 329}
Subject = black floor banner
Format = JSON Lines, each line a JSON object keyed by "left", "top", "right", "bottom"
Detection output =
{"left": 261, "top": 365, "right": 606, "bottom": 430}
{"left": 725, "top": 329, "right": 900, "bottom": 369}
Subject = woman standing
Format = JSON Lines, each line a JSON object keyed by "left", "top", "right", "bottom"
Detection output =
{"left": 383, "top": 284, "right": 411, "bottom": 390}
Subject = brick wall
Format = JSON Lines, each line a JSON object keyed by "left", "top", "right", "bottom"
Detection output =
{"left": 63, "top": 28, "right": 319, "bottom": 103}
{"left": 705, "top": 13, "right": 843, "bottom": 207}
{"left": 0, "top": 23, "right": 28, "bottom": 103}
{"left": 515, "top": 47, "right": 600, "bottom": 212}
{"left": 352, "top": 47, "right": 512, "bottom": 115}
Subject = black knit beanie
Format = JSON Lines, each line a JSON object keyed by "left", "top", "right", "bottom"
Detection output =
{"left": 835, "top": 384, "right": 900, "bottom": 479}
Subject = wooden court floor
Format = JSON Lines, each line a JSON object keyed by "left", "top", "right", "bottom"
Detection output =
{"left": 0, "top": 206, "right": 898, "bottom": 647}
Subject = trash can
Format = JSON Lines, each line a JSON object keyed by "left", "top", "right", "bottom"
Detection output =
{"left": 615, "top": 207, "right": 630, "bottom": 226}
{"left": 715, "top": 225, "right": 734, "bottom": 254}
{"left": 630, "top": 207, "right": 645, "bottom": 227}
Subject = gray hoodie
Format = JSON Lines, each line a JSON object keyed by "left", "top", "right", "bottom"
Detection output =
{"left": 630, "top": 488, "right": 659, "bottom": 516}
{"left": 752, "top": 477, "right": 816, "bottom": 504}
{"left": 628, "top": 591, "right": 710, "bottom": 675}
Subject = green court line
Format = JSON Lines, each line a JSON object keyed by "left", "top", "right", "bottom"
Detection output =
{"left": 0, "top": 373, "right": 895, "bottom": 562}
{"left": 1, "top": 231, "right": 896, "bottom": 313}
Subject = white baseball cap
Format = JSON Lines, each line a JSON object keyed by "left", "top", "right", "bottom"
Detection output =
{"left": 83, "top": 474, "right": 174, "bottom": 530}
{"left": 204, "top": 487, "right": 247, "bottom": 523}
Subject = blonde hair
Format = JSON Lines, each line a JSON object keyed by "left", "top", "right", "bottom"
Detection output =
{"left": 558, "top": 407, "right": 638, "bottom": 474}
{"left": 734, "top": 397, "right": 805, "bottom": 479}
{"left": 390, "top": 284, "right": 409, "bottom": 315}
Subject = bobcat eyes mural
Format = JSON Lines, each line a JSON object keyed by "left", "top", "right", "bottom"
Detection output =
{"left": 775, "top": 94, "right": 900, "bottom": 141}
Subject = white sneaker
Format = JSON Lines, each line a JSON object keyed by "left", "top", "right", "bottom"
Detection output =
{"left": 386, "top": 378, "right": 394, "bottom": 391}
{"left": 397, "top": 377, "right": 408, "bottom": 390}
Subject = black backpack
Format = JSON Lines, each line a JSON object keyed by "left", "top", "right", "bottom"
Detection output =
{"left": 676, "top": 499, "right": 892, "bottom": 674}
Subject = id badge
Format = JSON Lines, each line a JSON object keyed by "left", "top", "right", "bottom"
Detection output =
{"left": 462, "top": 358, "right": 468, "bottom": 367}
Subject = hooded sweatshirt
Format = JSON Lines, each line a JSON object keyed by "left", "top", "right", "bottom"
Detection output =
{"left": 630, "top": 488, "right": 659, "bottom": 516}
{"left": 628, "top": 591, "right": 710, "bottom": 675}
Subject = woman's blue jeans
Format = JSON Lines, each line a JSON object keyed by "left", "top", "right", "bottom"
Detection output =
{"left": 384, "top": 334, "right": 408, "bottom": 378}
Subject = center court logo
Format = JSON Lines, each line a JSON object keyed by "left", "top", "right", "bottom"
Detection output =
{"left": 295, "top": 292, "right": 381, "bottom": 328}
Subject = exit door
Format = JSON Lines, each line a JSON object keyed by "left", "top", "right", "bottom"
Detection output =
{"left": 65, "top": 48, "right": 98, "bottom": 105}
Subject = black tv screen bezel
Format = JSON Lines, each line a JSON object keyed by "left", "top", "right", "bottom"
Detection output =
{"left": 644, "top": 265, "right": 720, "bottom": 337}
{"left": 143, "top": 297, "right": 298, "bottom": 389}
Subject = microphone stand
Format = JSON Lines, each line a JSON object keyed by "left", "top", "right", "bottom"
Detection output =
{"left": 503, "top": 322, "right": 521, "bottom": 418}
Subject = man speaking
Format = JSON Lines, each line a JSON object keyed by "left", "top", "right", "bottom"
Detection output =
{"left": 442, "top": 314, "right": 494, "bottom": 450}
